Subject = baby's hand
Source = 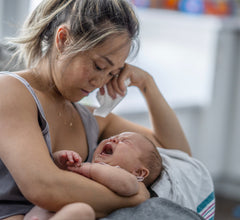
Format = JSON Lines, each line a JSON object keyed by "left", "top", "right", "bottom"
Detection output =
{"left": 53, "top": 150, "right": 82, "bottom": 169}
{"left": 60, "top": 150, "right": 82, "bottom": 167}
{"left": 67, "top": 162, "right": 92, "bottom": 178}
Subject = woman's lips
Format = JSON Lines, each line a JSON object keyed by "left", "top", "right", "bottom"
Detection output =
{"left": 81, "top": 89, "right": 90, "bottom": 96}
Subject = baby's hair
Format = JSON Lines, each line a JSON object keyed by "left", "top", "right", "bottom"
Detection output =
{"left": 140, "top": 135, "right": 163, "bottom": 187}
{"left": 10, "top": 0, "right": 139, "bottom": 68}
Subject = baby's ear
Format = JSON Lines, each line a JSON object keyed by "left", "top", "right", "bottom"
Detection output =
{"left": 132, "top": 167, "right": 149, "bottom": 180}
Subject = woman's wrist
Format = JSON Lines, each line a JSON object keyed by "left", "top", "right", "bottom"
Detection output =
{"left": 138, "top": 73, "right": 155, "bottom": 95}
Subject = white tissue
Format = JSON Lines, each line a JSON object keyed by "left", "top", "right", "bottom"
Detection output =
{"left": 93, "top": 78, "right": 131, "bottom": 117}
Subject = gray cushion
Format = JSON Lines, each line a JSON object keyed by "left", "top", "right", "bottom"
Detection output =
{"left": 100, "top": 198, "right": 205, "bottom": 220}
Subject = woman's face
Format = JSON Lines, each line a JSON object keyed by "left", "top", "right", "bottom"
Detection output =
{"left": 92, "top": 132, "right": 149, "bottom": 173}
{"left": 53, "top": 33, "right": 131, "bottom": 102}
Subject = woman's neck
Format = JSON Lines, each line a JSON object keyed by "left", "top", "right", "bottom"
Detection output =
{"left": 18, "top": 58, "right": 65, "bottom": 103}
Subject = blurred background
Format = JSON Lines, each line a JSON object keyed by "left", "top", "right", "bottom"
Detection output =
{"left": 1, "top": 0, "right": 240, "bottom": 219}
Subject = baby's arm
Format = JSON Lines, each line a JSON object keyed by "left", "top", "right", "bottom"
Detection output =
{"left": 68, "top": 163, "right": 139, "bottom": 196}
{"left": 53, "top": 150, "right": 82, "bottom": 170}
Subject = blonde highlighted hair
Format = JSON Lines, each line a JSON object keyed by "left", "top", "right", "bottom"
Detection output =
{"left": 11, "top": 0, "right": 139, "bottom": 67}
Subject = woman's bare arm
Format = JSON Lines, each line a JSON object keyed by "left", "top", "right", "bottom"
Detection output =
{"left": 0, "top": 76, "right": 149, "bottom": 218}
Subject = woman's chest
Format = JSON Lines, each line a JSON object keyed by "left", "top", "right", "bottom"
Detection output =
{"left": 41, "top": 100, "right": 89, "bottom": 160}
{"left": 49, "top": 117, "right": 89, "bottom": 160}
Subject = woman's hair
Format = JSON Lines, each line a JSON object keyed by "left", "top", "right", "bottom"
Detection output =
{"left": 11, "top": 0, "right": 139, "bottom": 68}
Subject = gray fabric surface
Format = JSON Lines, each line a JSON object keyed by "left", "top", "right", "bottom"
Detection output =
{"left": 100, "top": 198, "right": 205, "bottom": 220}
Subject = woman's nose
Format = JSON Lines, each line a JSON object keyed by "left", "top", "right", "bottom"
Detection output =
{"left": 89, "top": 74, "right": 108, "bottom": 88}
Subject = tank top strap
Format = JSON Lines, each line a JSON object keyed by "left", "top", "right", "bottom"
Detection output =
{"left": 0, "top": 71, "right": 49, "bottom": 135}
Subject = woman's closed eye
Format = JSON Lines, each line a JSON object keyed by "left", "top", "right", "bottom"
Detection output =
{"left": 94, "top": 62, "right": 121, "bottom": 78}
{"left": 94, "top": 59, "right": 108, "bottom": 71}
{"left": 95, "top": 63, "right": 103, "bottom": 71}
{"left": 95, "top": 63, "right": 114, "bottom": 78}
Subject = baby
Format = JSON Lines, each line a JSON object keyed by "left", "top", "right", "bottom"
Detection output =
{"left": 24, "top": 132, "right": 162, "bottom": 220}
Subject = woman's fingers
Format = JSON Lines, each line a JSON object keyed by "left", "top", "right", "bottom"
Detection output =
{"left": 106, "top": 69, "right": 131, "bottom": 98}
{"left": 108, "top": 76, "right": 125, "bottom": 98}
{"left": 101, "top": 63, "right": 144, "bottom": 99}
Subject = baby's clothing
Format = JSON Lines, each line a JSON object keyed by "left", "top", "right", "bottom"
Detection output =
{"left": 151, "top": 148, "right": 215, "bottom": 220}
{"left": 0, "top": 72, "right": 99, "bottom": 219}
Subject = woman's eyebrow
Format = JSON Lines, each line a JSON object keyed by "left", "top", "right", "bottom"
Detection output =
{"left": 101, "top": 56, "right": 125, "bottom": 70}
{"left": 101, "top": 56, "right": 114, "bottom": 66}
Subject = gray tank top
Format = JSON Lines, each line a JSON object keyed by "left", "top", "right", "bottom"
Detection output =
{"left": 0, "top": 72, "right": 99, "bottom": 218}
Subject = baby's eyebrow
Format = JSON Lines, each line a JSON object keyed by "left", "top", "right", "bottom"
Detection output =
{"left": 119, "top": 137, "right": 132, "bottom": 143}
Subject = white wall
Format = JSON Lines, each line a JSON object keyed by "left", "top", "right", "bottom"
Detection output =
{"left": 196, "top": 29, "right": 238, "bottom": 173}
{"left": 0, "top": 0, "right": 29, "bottom": 40}
{"left": 226, "top": 55, "right": 240, "bottom": 178}
{"left": 213, "top": 31, "right": 240, "bottom": 199}
{"left": 0, "top": 1, "right": 2, "bottom": 39}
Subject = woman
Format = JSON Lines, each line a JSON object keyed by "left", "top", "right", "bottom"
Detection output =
{"left": 0, "top": 0, "right": 190, "bottom": 219}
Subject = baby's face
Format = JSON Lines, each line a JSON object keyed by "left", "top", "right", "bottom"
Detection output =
{"left": 92, "top": 132, "right": 149, "bottom": 173}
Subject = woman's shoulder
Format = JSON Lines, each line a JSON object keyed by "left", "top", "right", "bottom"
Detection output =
{"left": 0, "top": 72, "right": 38, "bottom": 113}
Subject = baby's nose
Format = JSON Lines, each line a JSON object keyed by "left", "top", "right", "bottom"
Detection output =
{"left": 109, "top": 137, "right": 119, "bottom": 144}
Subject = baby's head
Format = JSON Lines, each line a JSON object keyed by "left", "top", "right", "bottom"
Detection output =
{"left": 93, "top": 132, "right": 162, "bottom": 186}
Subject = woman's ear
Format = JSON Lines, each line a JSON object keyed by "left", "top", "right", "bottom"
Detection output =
{"left": 55, "top": 25, "right": 70, "bottom": 53}
{"left": 132, "top": 167, "right": 149, "bottom": 181}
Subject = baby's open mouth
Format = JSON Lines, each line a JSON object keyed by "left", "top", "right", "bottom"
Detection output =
{"left": 101, "top": 143, "right": 113, "bottom": 155}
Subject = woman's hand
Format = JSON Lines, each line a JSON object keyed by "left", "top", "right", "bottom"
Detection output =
{"left": 102, "top": 64, "right": 150, "bottom": 99}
